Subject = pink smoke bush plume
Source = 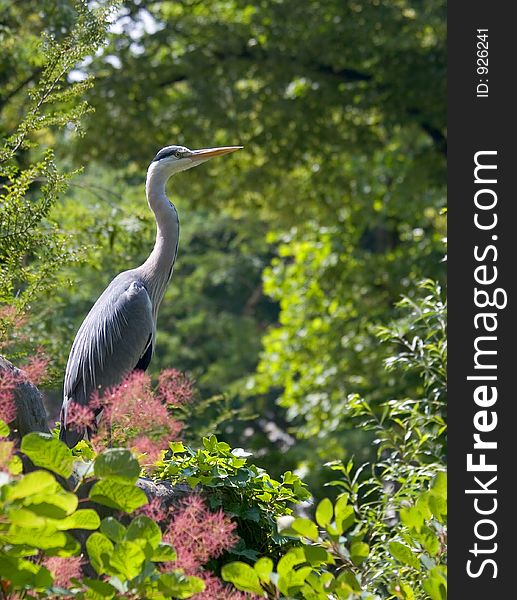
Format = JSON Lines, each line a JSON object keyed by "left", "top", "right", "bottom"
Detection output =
{"left": 163, "top": 494, "right": 239, "bottom": 570}
{"left": 68, "top": 369, "right": 194, "bottom": 464}
{"left": 21, "top": 354, "right": 49, "bottom": 386}
{"left": 137, "top": 494, "right": 257, "bottom": 598}
{"left": 0, "top": 369, "right": 18, "bottom": 424}
{"left": 156, "top": 368, "right": 194, "bottom": 407}
{"left": 43, "top": 556, "right": 83, "bottom": 588}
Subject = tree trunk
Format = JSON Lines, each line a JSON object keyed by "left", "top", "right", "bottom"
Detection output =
{"left": 0, "top": 355, "right": 50, "bottom": 437}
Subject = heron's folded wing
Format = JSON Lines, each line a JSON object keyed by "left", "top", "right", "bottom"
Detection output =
{"left": 64, "top": 276, "right": 154, "bottom": 407}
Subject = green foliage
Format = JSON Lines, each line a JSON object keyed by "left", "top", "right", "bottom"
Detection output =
{"left": 89, "top": 478, "right": 148, "bottom": 514}
{"left": 155, "top": 434, "right": 310, "bottom": 560}
{"left": 93, "top": 447, "right": 142, "bottom": 483}
{"left": 223, "top": 468, "right": 447, "bottom": 600}
{"left": 56, "top": 1, "right": 446, "bottom": 487}
{"left": 349, "top": 280, "right": 447, "bottom": 467}
{"left": 0, "top": 0, "right": 114, "bottom": 355}
{"left": 0, "top": 434, "right": 206, "bottom": 599}
{"left": 3, "top": 0, "right": 446, "bottom": 505}
{"left": 1, "top": 425, "right": 314, "bottom": 598}
{"left": 223, "top": 279, "right": 447, "bottom": 599}
{"left": 85, "top": 515, "right": 203, "bottom": 597}
{"left": 2, "top": 2, "right": 447, "bottom": 598}
{"left": 21, "top": 431, "right": 74, "bottom": 478}
{"left": 222, "top": 473, "right": 447, "bottom": 600}
{"left": 1, "top": 276, "right": 447, "bottom": 599}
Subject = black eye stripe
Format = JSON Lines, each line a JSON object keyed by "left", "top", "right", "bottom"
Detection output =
{"left": 152, "top": 149, "right": 176, "bottom": 162}
{"left": 152, "top": 146, "right": 190, "bottom": 162}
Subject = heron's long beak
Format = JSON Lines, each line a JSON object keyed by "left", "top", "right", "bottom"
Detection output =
{"left": 191, "top": 146, "right": 243, "bottom": 161}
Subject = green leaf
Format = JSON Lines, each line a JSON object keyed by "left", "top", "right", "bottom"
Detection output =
{"left": 291, "top": 517, "right": 319, "bottom": 541}
{"left": 315, "top": 497, "right": 333, "bottom": 527}
{"left": 350, "top": 541, "right": 369, "bottom": 565}
{"left": 0, "top": 554, "right": 52, "bottom": 588}
{"left": 428, "top": 493, "right": 447, "bottom": 522}
{"left": 109, "top": 540, "right": 146, "bottom": 580}
{"left": 87, "top": 532, "right": 115, "bottom": 575}
{"left": 389, "top": 541, "right": 420, "bottom": 570}
{"left": 277, "top": 547, "right": 306, "bottom": 577}
{"left": 304, "top": 545, "right": 334, "bottom": 567}
{"left": 400, "top": 505, "right": 425, "bottom": 532}
{"left": 336, "top": 570, "right": 361, "bottom": 593}
{"left": 334, "top": 496, "right": 354, "bottom": 534}
{"left": 4, "top": 525, "right": 68, "bottom": 549}
{"left": 7, "top": 507, "right": 47, "bottom": 528}
{"left": 221, "top": 561, "right": 264, "bottom": 595}
{"left": 83, "top": 578, "right": 117, "bottom": 599}
{"left": 151, "top": 543, "right": 177, "bottom": 562}
{"left": 278, "top": 565, "right": 312, "bottom": 596}
{"left": 58, "top": 509, "right": 101, "bottom": 531}
{"left": 7, "top": 453, "right": 23, "bottom": 475}
{"left": 158, "top": 572, "right": 205, "bottom": 598}
{"left": 89, "top": 479, "right": 147, "bottom": 513}
{"left": 423, "top": 567, "right": 447, "bottom": 600}
{"left": 169, "top": 441, "right": 186, "bottom": 453}
{"left": 94, "top": 448, "right": 141, "bottom": 483}
{"left": 6, "top": 470, "right": 57, "bottom": 500}
{"left": 432, "top": 472, "right": 447, "bottom": 496}
{"left": 254, "top": 557, "right": 273, "bottom": 583}
{"left": 44, "top": 532, "right": 81, "bottom": 557}
{"left": 100, "top": 517, "right": 127, "bottom": 543}
{"left": 418, "top": 525, "right": 441, "bottom": 556}
{"left": 416, "top": 494, "right": 433, "bottom": 521}
{"left": 0, "top": 418, "right": 9, "bottom": 437}
{"left": 73, "top": 440, "right": 96, "bottom": 461}
{"left": 21, "top": 433, "right": 74, "bottom": 478}
{"left": 23, "top": 488, "right": 78, "bottom": 518}
{"left": 126, "top": 515, "right": 162, "bottom": 549}
{"left": 392, "top": 581, "right": 415, "bottom": 600}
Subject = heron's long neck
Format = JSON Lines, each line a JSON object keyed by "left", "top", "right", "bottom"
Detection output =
{"left": 140, "top": 168, "right": 179, "bottom": 311}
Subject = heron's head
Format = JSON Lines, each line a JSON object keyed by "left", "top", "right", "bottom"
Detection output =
{"left": 148, "top": 144, "right": 242, "bottom": 179}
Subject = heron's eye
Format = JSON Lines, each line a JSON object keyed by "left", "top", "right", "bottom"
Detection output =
{"left": 174, "top": 150, "right": 183, "bottom": 158}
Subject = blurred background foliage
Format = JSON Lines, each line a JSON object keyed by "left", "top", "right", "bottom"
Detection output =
{"left": 1, "top": 0, "right": 446, "bottom": 498}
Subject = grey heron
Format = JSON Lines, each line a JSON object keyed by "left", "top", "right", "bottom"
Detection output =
{"left": 59, "top": 144, "right": 242, "bottom": 448}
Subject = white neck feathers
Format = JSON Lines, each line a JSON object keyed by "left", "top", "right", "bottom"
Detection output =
{"left": 139, "top": 164, "right": 180, "bottom": 311}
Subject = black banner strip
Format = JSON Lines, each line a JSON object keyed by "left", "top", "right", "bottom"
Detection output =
{"left": 449, "top": 2, "right": 515, "bottom": 595}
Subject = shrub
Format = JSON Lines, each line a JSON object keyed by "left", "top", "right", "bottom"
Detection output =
{"left": 223, "top": 280, "right": 447, "bottom": 599}
{"left": 0, "top": 367, "right": 307, "bottom": 599}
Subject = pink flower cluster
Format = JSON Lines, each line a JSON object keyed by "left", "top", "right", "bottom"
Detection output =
{"left": 65, "top": 402, "right": 95, "bottom": 434}
{"left": 43, "top": 556, "right": 83, "bottom": 588}
{"left": 157, "top": 368, "right": 194, "bottom": 407}
{"left": 21, "top": 354, "right": 49, "bottom": 386}
{"left": 66, "top": 370, "right": 193, "bottom": 464}
{"left": 0, "top": 369, "right": 17, "bottom": 425}
{"left": 163, "top": 495, "right": 239, "bottom": 571}
{"left": 156, "top": 494, "right": 256, "bottom": 599}
{"left": 136, "top": 496, "right": 168, "bottom": 522}
{"left": 0, "top": 306, "right": 26, "bottom": 352}
{"left": 137, "top": 494, "right": 255, "bottom": 598}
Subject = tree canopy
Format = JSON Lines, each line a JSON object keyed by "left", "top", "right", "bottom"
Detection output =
{"left": 1, "top": 2, "right": 446, "bottom": 597}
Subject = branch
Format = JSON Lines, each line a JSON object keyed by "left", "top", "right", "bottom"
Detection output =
{"left": 243, "top": 284, "right": 263, "bottom": 316}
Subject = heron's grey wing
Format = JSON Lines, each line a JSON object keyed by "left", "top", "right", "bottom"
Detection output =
{"left": 60, "top": 275, "right": 154, "bottom": 447}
